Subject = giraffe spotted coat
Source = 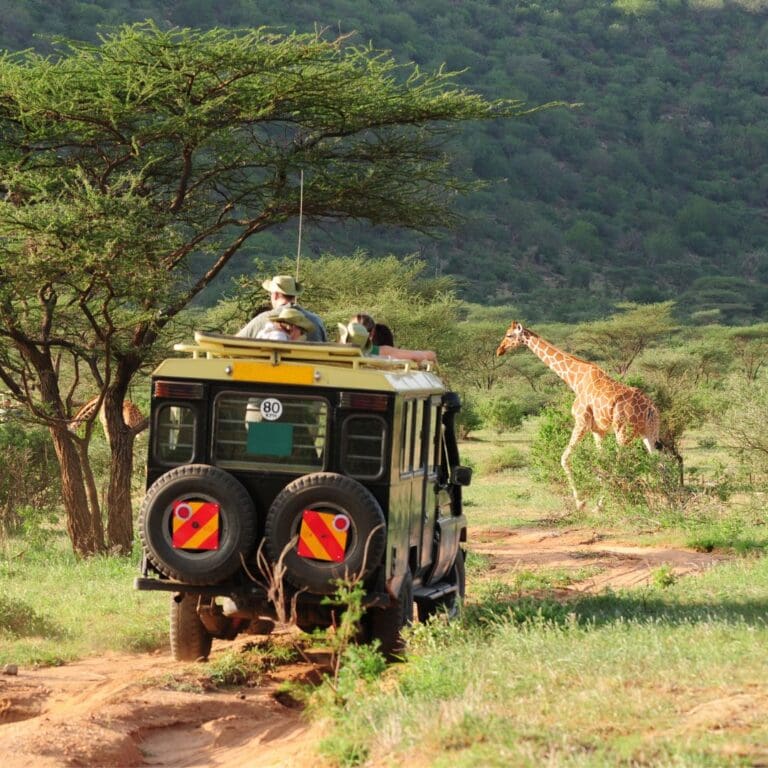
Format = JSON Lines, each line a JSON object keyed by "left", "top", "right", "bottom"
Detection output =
{"left": 496, "top": 321, "right": 660, "bottom": 510}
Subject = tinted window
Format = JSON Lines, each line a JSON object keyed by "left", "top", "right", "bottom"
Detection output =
{"left": 400, "top": 401, "right": 413, "bottom": 474}
{"left": 213, "top": 393, "right": 327, "bottom": 472}
{"left": 427, "top": 401, "right": 441, "bottom": 476}
{"left": 156, "top": 404, "right": 195, "bottom": 464}
{"left": 412, "top": 400, "right": 425, "bottom": 476}
{"left": 342, "top": 415, "right": 387, "bottom": 479}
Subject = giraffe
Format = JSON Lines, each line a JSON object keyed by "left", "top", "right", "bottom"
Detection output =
{"left": 496, "top": 321, "right": 663, "bottom": 510}
{"left": 69, "top": 395, "right": 146, "bottom": 447}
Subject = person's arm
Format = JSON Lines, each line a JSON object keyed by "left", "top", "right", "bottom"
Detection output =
{"left": 236, "top": 311, "right": 270, "bottom": 338}
{"left": 377, "top": 345, "right": 436, "bottom": 362}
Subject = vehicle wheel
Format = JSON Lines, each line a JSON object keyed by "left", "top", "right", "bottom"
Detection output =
{"left": 417, "top": 548, "right": 466, "bottom": 622}
{"left": 170, "top": 593, "right": 213, "bottom": 662}
{"left": 139, "top": 464, "right": 257, "bottom": 585}
{"left": 364, "top": 569, "right": 413, "bottom": 661}
{"left": 264, "top": 472, "right": 386, "bottom": 595}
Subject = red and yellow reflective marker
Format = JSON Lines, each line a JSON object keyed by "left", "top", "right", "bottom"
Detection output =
{"left": 172, "top": 500, "right": 220, "bottom": 550}
{"left": 296, "top": 510, "right": 350, "bottom": 562}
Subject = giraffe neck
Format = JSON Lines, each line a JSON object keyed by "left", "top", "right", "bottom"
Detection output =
{"left": 520, "top": 328, "right": 595, "bottom": 392}
{"left": 70, "top": 396, "right": 100, "bottom": 427}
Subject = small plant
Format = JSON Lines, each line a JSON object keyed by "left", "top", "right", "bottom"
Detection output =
{"left": 480, "top": 446, "right": 528, "bottom": 474}
{"left": 0, "top": 594, "right": 63, "bottom": 639}
{"left": 313, "top": 578, "right": 387, "bottom": 701}
{"left": 456, "top": 394, "right": 482, "bottom": 439}
{"left": 652, "top": 564, "right": 677, "bottom": 588}
{"left": 205, "top": 648, "right": 268, "bottom": 688}
{"left": 477, "top": 395, "right": 524, "bottom": 434}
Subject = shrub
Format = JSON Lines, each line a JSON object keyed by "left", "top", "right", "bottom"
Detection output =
{"left": 0, "top": 420, "right": 61, "bottom": 537}
{"left": 529, "top": 397, "right": 689, "bottom": 518}
{"left": 456, "top": 394, "right": 482, "bottom": 439}
{"left": 480, "top": 446, "right": 528, "bottom": 474}
{"left": 476, "top": 395, "right": 524, "bottom": 434}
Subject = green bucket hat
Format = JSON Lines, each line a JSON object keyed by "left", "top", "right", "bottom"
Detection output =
{"left": 337, "top": 321, "right": 372, "bottom": 353}
{"left": 269, "top": 306, "right": 316, "bottom": 334}
{"left": 261, "top": 274, "right": 303, "bottom": 296}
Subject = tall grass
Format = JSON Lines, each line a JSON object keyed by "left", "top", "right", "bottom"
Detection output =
{"left": 315, "top": 557, "right": 768, "bottom": 767}
{"left": 0, "top": 534, "right": 166, "bottom": 666}
{"left": 309, "top": 425, "right": 768, "bottom": 767}
{"left": 1, "top": 416, "right": 766, "bottom": 766}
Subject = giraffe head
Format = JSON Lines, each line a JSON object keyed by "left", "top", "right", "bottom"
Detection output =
{"left": 496, "top": 321, "right": 525, "bottom": 357}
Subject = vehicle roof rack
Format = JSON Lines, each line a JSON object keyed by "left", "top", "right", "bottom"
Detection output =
{"left": 171, "top": 331, "right": 435, "bottom": 373}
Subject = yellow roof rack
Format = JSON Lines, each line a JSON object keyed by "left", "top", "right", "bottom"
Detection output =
{"left": 172, "top": 331, "right": 434, "bottom": 373}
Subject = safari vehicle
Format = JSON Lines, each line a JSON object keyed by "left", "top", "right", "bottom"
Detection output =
{"left": 135, "top": 332, "right": 471, "bottom": 660}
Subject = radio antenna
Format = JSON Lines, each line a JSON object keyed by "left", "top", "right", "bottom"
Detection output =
{"left": 296, "top": 170, "right": 304, "bottom": 280}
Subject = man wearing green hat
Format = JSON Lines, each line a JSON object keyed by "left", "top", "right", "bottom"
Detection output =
{"left": 236, "top": 274, "right": 327, "bottom": 342}
{"left": 258, "top": 306, "right": 318, "bottom": 341}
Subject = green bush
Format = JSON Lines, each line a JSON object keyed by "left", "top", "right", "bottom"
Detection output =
{"left": 480, "top": 446, "right": 528, "bottom": 474}
{"left": 529, "top": 399, "right": 573, "bottom": 486}
{"left": 529, "top": 398, "right": 689, "bottom": 518}
{"left": 0, "top": 420, "right": 61, "bottom": 537}
{"left": 477, "top": 396, "right": 524, "bottom": 434}
{"left": 456, "top": 394, "right": 482, "bottom": 439}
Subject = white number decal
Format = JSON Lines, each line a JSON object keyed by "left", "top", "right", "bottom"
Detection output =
{"left": 260, "top": 398, "right": 283, "bottom": 421}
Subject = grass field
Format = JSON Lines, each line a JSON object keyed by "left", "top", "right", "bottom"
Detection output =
{"left": 307, "top": 426, "right": 768, "bottom": 766}
{"left": 2, "top": 420, "right": 767, "bottom": 766}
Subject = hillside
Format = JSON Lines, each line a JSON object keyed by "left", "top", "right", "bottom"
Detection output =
{"left": 1, "top": 0, "right": 767, "bottom": 322}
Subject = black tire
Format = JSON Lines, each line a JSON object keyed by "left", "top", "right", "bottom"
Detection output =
{"left": 170, "top": 593, "right": 213, "bottom": 662}
{"left": 264, "top": 472, "right": 386, "bottom": 595}
{"left": 364, "top": 569, "right": 413, "bottom": 661}
{"left": 139, "top": 464, "right": 257, "bottom": 585}
{"left": 417, "top": 548, "right": 466, "bottom": 622}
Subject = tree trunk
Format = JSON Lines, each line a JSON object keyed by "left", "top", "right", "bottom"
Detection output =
{"left": 105, "top": 422, "right": 138, "bottom": 554}
{"left": 49, "top": 425, "right": 106, "bottom": 556}
{"left": 102, "top": 379, "right": 146, "bottom": 555}
{"left": 74, "top": 436, "right": 102, "bottom": 532}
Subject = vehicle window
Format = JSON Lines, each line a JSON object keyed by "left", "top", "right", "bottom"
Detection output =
{"left": 400, "top": 401, "right": 413, "bottom": 474}
{"left": 212, "top": 393, "right": 327, "bottom": 472}
{"left": 413, "top": 399, "right": 425, "bottom": 476}
{"left": 427, "top": 400, "right": 441, "bottom": 476}
{"left": 341, "top": 415, "right": 387, "bottom": 479}
{"left": 156, "top": 404, "right": 195, "bottom": 464}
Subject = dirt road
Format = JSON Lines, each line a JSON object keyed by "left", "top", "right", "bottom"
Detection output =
{"left": 0, "top": 527, "right": 726, "bottom": 767}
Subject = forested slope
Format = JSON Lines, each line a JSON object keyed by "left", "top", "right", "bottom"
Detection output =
{"left": 1, "top": 0, "right": 767, "bottom": 322}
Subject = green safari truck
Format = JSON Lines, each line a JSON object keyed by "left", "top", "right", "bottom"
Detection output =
{"left": 135, "top": 332, "right": 471, "bottom": 660}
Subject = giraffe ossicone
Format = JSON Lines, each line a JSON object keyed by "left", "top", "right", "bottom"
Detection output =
{"left": 496, "top": 321, "right": 662, "bottom": 511}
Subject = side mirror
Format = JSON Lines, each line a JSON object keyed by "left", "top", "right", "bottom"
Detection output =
{"left": 451, "top": 465, "right": 473, "bottom": 487}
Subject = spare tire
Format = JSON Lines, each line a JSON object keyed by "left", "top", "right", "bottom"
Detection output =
{"left": 139, "top": 464, "right": 257, "bottom": 585}
{"left": 265, "top": 472, "right": 386, "bottom": 594}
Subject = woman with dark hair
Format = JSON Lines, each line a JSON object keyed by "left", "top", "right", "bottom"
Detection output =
{"left": 372, "top": 322, "right": 394, "bottom": 346}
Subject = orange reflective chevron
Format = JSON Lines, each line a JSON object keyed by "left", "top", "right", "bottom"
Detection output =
{"left": 172, "top": 500, "right": 220, "bottom": 550}
{"left": 296, "top": 510, "right": 349, "bottom": 563}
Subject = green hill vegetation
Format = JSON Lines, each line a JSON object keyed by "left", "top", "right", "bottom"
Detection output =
{"left": 1, "top": 0, "right": 766, "bottom": 322}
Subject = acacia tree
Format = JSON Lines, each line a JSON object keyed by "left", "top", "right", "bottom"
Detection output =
{"left": 569, "top": 301, "right": 678, "bottom": 376}
{"left": 0, "top": 22, "right": 543, "bottom": 555}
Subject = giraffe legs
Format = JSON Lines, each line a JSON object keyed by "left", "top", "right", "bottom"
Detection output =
{"left": 561, "top": 419, "right": 590, "bottom": 511}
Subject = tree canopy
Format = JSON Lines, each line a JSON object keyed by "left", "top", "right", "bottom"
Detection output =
{"left": 0, "top": 22, "right": 535, "bottom": 555}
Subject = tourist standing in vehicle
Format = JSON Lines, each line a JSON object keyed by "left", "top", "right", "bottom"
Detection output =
{"left": 350, "top": 313, "right": 395, "bottom": 353}
{"left": 373, "top": 322, "right": 394, "bottom": 346}
{"left": 342, "top": 317, "right": 437, "bottom": 363}
{"left": 237, "top": 274, "right": 327, "bottom": 341}
{"left": 256, "top": 306, "right": 317, "bottom": 341}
